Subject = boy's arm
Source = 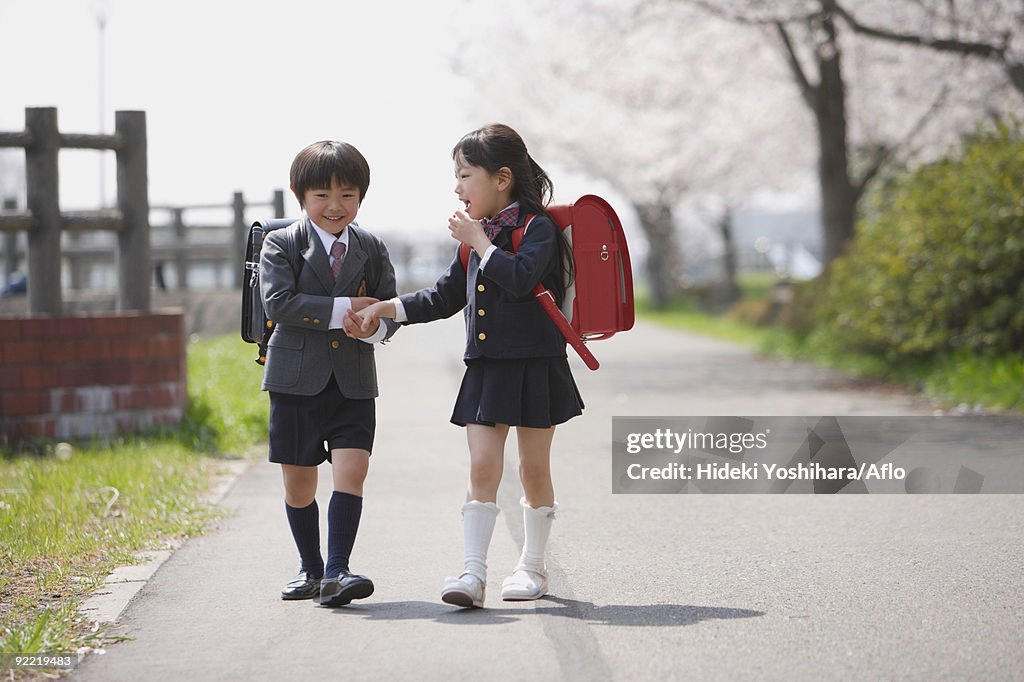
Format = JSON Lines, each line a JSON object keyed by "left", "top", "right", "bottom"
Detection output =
{"left": 260, "top": 229, "right": 334, "bottom": 330}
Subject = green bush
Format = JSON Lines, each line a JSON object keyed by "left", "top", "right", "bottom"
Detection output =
{"left": 813, "top": 123, "right": 1024, "bottom": 360}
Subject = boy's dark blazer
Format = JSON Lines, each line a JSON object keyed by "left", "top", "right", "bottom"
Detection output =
{"left": 260, "top": 217, "right": 399, "bottom": 398}
{"left": 400, "top": 213, "right": 565, "bottom": 360}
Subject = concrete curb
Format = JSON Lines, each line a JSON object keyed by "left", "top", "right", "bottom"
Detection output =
{"left": 77, "top": 458, "right": 251, "bottom": 624}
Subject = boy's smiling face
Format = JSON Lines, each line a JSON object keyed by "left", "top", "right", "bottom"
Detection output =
{"left": 301, "top": 178, "right": 361, "bottom": 236}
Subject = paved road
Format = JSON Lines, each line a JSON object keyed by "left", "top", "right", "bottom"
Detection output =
{"left": 74, "top": 318, "right": 1024, "bottom": 681}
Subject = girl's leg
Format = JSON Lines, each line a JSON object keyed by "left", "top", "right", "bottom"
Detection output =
{"left": 503, "top": 426, "right": 558, "bottom": 601}
{"left": 466, "top": 423, "right": 508, "bottom": 503}
{"left": 442, "top": 423, "right": 508, "bottom": 608}
{"left": 280, "top": 464, "right": 323, "bottom": 597}
{"left": 516, "top": 425, "right": 556, "bottom": 508}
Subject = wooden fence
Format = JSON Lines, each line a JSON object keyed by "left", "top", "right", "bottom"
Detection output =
{"left": 0, "top": 190, "right": 287, "bottom": 292}
{"left": 0, "top": 107, "right": 149, "bottom": 314}
{"left": 152, "top": 190, "right": 286, "bottom": 290}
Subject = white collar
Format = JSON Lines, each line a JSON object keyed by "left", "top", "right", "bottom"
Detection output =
{"left": 307, "top": 215, "right": 352, "bottom": 256}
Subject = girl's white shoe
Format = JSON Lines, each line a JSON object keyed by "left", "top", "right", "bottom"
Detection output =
{"left": 441, "top": 572, "right": 485, "bottom": 608}
{"left": 501, "top": 567, "right": 548, "bottom": 601}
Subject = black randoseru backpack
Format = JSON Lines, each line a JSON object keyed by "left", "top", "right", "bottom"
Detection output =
{"left": 241, "top": 218, "right": 304, "bottom": 365}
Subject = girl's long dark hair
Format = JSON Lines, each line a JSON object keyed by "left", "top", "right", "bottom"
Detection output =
{"left": 453, "top": 123, "right": 574, "bottom": 301}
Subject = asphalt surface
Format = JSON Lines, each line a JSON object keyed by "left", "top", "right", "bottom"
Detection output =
{"left": 73, "top": 317, "right": 1024, "bottom": 681}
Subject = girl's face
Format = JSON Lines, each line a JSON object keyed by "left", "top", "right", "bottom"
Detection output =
{"left": 301, "top": 178, "right": 361, "bottom": 236}
{"left": 454, "top": 155, "right": 507, "bottom": 220}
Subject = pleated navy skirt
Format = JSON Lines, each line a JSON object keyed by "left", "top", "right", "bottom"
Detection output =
{"left": 451, "top": 356, "right": 584, "bottom": 428}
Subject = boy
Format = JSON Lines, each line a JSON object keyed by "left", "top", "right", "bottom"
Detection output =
{"left": 260, "top": 140, "right": 399, "bottom": 607}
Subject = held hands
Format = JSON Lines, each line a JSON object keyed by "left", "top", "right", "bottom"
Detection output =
{"left": 343, "top": 300, "right": 396, "bottom": 339}
{"left": 342, "top": 297, "right": 381, "bottom": 339}
{"left": 448, "top": 210, "right": 492, "bottom": 254}
{"left": 350, "top": 297, "right": 380, "bottom": 312}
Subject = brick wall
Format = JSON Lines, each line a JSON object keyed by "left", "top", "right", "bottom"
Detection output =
{"left": 0, "top": 312, "right": 187, "bottom": 448}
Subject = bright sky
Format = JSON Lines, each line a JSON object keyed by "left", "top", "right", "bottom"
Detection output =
{"left": 0, "top": 0, "right": 527, "bottom": 235}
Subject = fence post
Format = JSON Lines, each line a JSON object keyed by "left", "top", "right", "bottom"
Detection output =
{"left": 115, "top": 110, "right": 150, "bottom": 312}
{"left": 25, "top": 107, "right": 62, "bottom": 314}
{"left": 172, "top": 207, "right": 187, "bottom": 290}
{"left": 273, "top": 189, "right": 285, "bottom": 218}
{"left": 233, "top": 191, "right": 245, "bottom": 288}
{"left": 2, "top": 198, "right": 17, "bottom": 282}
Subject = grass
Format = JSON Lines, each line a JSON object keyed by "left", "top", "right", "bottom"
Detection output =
{"left": 637, "top": 276, "right": 1023, "bottom": 413}
{"left": 918, "top": 353, "right": 1024, "bottom": 411}
{"left": 0, "top": 334, "right": 270, "bottom": 664}
{"left": 638, "top": 274, "right": 774, "bottom": 346}
{"left": 181, "top": 335, "right": 270, "bottom": 452}
{"left": 0, "top": 441, "right": 219, "bottom": 662}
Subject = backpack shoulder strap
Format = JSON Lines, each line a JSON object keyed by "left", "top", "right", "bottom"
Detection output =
{"left": 285, "top": 221, "right": 308, "bottom": 273}
{"left": 510, "top": 214, "right": 535, "bottom": 252}
{"left": 349, "top": 223, "right": 382, "bottom": 290}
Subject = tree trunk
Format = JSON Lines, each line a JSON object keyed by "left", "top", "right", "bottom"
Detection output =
{"left": 716, "top": 206, "right": 742, "bottom": 306}
{"left": 815, "top": 5, "right": 858, "bottom": 266}
{"left": 634, "top": 199, "right": 683, "bottom": 309}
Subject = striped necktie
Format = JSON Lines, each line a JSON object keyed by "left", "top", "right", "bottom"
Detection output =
{"left": 330, "top": 240, "right": 346, "bottom": 280}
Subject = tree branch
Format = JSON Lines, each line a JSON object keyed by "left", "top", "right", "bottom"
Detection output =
{"left": 831, "top": 0, "right": 1007, "bottom": 61}
{"left": 775, "top": 21, "right": 816, "bottom": 107}
{"left": 685, "top": 0, "right": 818, "bottom": 26}
{"left": 831, "top": 1, "right": 1024, "bottom": 95}
{"left": 852, "top": 84, "right": 952, "bottom": 201}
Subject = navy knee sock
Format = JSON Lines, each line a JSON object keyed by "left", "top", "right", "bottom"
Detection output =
{"left": 324, "top": 491, "right": 363, "bottom": 580}
{"left": 285, "top": 500, "right": 324, "bottom": 578}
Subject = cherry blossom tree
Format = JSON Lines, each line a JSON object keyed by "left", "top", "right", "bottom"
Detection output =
{"left": 686, "top": 0, "right": 1020, "bottom": 265}
{"left": 452, "top": 1, "right": 810, "bottom": 307}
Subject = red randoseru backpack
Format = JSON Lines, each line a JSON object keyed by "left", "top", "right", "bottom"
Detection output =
{"left": 460, "top": 195, "right": 634, "bottom": 370}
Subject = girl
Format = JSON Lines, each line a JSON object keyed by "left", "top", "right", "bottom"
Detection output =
{"left": 349, "top": 123, "right": 582, "bottom": 608}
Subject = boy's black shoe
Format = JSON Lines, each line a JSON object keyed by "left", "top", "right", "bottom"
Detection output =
{"left": 280, "top": 571, "right": 322, "bottom": 600}
{"left": 315, "top": 571, "right": 375, "bottom": 607}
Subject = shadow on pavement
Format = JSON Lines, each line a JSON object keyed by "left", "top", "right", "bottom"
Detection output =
{"left": 318, "top": 596, "right": 765, "bottom": 627}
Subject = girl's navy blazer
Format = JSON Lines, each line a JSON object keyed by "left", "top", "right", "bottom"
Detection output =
{"left": 400, "top": 213, "right": 566, "bottom": 360}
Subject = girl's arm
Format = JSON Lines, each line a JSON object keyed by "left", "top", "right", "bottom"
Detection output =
{"left": 396, "top": 251, "right": 469, "bottom": 323}
{"left": 348, "top": 300, "right": 397, "bottom": 336}
{"left": 348, "top": 249, "right": 469, "bottom": 336}
{"left": 475, "top": 216, "right": 558, "bottom": 298}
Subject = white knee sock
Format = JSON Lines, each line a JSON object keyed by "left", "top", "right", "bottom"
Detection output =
{"left": 518, "top": 497, "right": 557, "bottom": 574}
{"left": 461, "top": 500, "right": 499, "bottom": 582}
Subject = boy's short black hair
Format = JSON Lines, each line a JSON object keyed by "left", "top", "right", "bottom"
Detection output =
{"left": 290, "top": 141, "right": 370, "bottom": 207}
